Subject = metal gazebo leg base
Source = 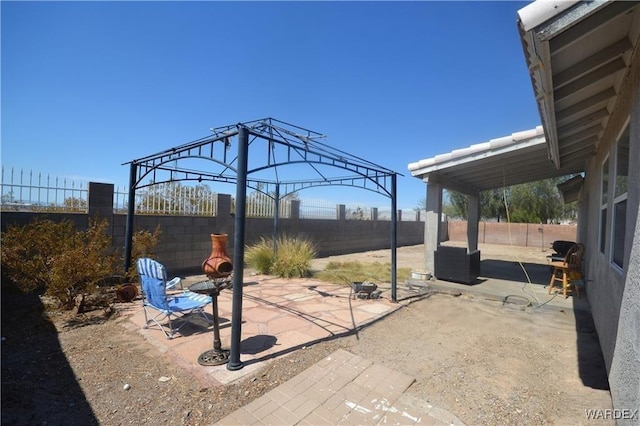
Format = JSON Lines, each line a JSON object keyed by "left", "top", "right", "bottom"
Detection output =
{"left": 198, "top": 348, "right": 230, "bottom": 366}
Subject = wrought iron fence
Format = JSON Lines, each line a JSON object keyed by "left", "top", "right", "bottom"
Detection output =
{"left": 244, "top": 192, "right": 292, "bottom": 218}
{"left": 118, "top": 183, "right": 218, "bottom": 216}
{"left": 1, "top": 167, "right": 88, "bottom": 213}
{"left": 377, "top": 208, "right": 426, "bottom": 222}
{"left": 1, "top": 167, "right": 424, "bottom": 221}
{"left": 299, "top": 198, "right": 337, "bottom": 219}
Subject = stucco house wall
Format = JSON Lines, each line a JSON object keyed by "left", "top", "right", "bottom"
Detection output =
{"left": 513, "top": 1, "right": 640, "bottom": 415}
{"left": 582, "top": 97, "right": 636, "bottom": 371}
{"left": 580, "top": 47, "right": 639, "bottom": 412}
{"left": 604, "top": 69, "right": 640, "bottom": 416}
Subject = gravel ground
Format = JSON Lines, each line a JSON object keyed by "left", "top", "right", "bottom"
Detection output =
{"left": 1, "top": 243, "right": 613, "bottom": 425}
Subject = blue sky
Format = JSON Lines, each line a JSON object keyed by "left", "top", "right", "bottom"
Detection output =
{"left": 1, "top": 1, "right": 540, "bottom": 210}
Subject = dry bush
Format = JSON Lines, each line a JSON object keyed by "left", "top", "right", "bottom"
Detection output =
{"left": 1, "top": 218, "right": 117, "bottom": 310}
{"left": 124, "top": 225, "right": 162, "bottom": 281}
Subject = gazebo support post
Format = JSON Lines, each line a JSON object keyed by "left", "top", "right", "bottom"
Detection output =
{"left": 228, "top": 126, "right": 249, "bottom": 371}
{"left": 391, "top": 173, "right": 397, "bottom": 302}
{"left": 123, "top": 162, "right": 137, "bottom": 274}
{"left": 273, "top": 183, "right": 280, "bottom": 256}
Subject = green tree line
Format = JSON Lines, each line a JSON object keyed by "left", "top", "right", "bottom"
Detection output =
{"left": 418, "top": 177, "right": 579, "bottom": 224}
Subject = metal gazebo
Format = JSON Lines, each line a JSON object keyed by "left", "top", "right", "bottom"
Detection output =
{"left": 123, "top": 118, "right": 401, "bottom": 370}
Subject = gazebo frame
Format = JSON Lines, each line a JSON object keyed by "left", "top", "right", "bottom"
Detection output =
{"left": 123, "top": 118, "right": 400, "bottom": 370}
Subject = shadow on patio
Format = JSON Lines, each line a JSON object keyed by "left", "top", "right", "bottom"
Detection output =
{"left": 122, "top": 274, "right": 423, "bottom": 386}
{"left": 479, "top": 259, "right": 550, "bottom": 285}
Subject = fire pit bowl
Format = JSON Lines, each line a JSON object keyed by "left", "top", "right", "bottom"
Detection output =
{"left": 351, "top": 281, "right": 382, "bottom": 300}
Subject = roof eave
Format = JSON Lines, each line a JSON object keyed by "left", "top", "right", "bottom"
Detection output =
{"left": 517, "top": 0, "right": 581, "bottom": 32}
{"left": 517, "top": 0, "right": 617, "bottom": 171}
{"left": 407, "top": 127, "right": 546, "bottom": 181}
{"left": 518, "top": 8, "right": 563, "bottom": 170}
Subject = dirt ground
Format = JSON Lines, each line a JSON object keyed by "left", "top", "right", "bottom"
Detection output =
{"left": 1, "top": 243, "right": 612, "bottom": 425}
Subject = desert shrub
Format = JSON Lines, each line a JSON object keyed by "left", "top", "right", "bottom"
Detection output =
{"left": 1, "top": 218, "right": 117, "bottom": 310}
{"left": 245, "top": 235, "right": 316, "bottom": 278}
{"left": 124, "top": 226, "right": 162, "bottom": 281}
{"left": 244, "top": 237, "right": 274, "bottom": 274}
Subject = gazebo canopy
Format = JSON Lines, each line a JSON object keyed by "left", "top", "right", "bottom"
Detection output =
{"left": 126, "top": 117, "right": 399, "bottom": 200}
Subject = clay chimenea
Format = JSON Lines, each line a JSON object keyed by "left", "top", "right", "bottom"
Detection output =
{"left": 190, "top": 233, "right": 234, "bottom": 366}
{"left": 202, "top": 234, "right": 233, "bottom": 279}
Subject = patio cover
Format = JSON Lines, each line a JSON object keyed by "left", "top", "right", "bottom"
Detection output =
{"left": 408, "top": 0, "right": 639, "bottom": 275}
{"left": 408, "top": 126, "right": 577, "bottom": 196}
{"left": 410, "top": 0, "right": 638, "bottom": 196}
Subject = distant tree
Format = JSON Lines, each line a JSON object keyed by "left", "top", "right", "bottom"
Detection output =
{"left": 559, "top": 201, "right": 578, "bottom": 223}
{"left": 509, "top": 179, "right": 563, "bottom": 224}
{"left": 246, "top": 184, "right": 272, "bottom": 217}
{"left": 442, "top": 202, "right": 458, "bottom": 219}
{"left": 1, "top": 191, "right": 19, "bottom": 210}
{"left": 417, "top": 195, "right": 460, "bottom": 220}
{"left": 1, "top": 191, "right": 16, "bottom": 204}
{"left": 350, "top": 206, "right": 367, "bottom": 220}
{"left": 446, "top": 190, "right": 468, "bottom": 220}
{"left": 435, "top": 176, "right": 575, "bottom": 224}
{"left": 481, "top": 189, "right": 508, "bottom": 222}
{"left": 444, "top": 190, "right": 504, "bottom": 220}
{"left": 189, "top": 183, "right": 216, "bottom": 215}
{"left": 64, "top": 196, "right": 87, "bottom": 212}
{"left": 136, "top": 181, "right": 216, "bottom": 215}
{"left": 246, "top": 183, "right": 299, "bottom": 217}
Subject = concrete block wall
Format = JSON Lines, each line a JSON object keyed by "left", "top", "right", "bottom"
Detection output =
{"left": 1, "top": 185, "right": 424, "bottom": 276}
{"left": 115, "top": 214, "right": 423, "bottom": 274}
{"left": 5, "top": 191, "right": 582, "bottom": 277}
{"left": 447, "top": 220, "right": 577, "bottom": 249}
{"left": 112, "top": 215, "right": 223, "bottom": 274}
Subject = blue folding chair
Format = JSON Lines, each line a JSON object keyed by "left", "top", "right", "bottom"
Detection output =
{"left": 137, "top": 258, "right": 212, "bottom": 339}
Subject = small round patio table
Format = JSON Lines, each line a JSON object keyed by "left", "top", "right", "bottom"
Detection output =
{"left": 189, "top": 279, "right": 232, "bottom": 366}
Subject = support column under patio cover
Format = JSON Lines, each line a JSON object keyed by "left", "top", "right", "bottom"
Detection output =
{"left": 466, "top": 193, "right": 480, "bottom": 252}
{"left": 424, "top": 183, "right": 442, "bottom": 273}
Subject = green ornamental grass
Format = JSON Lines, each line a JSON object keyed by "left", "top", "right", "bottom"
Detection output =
{"left": 245, "top": 236, "right": 316, "bottom": 278}
{"left": 244, "top": 237, "right": 275, "bottom": 275}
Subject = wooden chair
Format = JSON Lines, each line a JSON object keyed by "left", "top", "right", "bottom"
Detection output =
{"left": 548, "top": 243, "right": 585, "bottom": 298}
